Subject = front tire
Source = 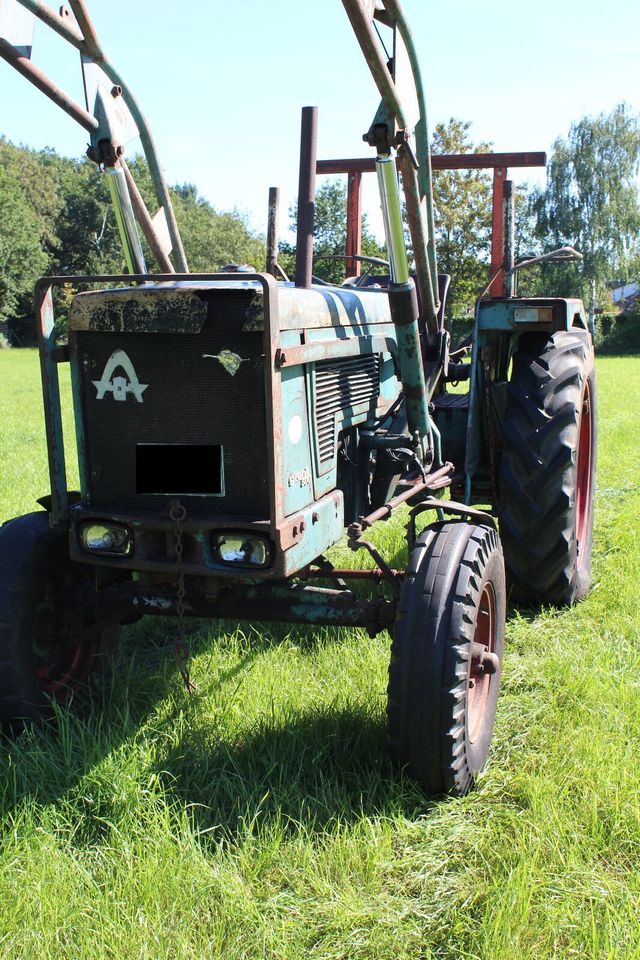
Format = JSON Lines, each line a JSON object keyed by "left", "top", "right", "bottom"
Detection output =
{"left": 0, "top": 512, "right": 120, "bottom": 731}
{"left": 498, "top": 329, "right": 597, "bottom": 605}
{"left": 388, "top": 521, "right": 506, "bottom": 795}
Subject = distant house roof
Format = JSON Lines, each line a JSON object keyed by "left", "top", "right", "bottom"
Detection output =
{"left": 612, "top": 282, "right": 640, "bottom": 310}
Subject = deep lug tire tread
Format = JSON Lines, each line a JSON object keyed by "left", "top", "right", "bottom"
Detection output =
{"left": 498, "top": 329, "right": 597, "bottom": 605}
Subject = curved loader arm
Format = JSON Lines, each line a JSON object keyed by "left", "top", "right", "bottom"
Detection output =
{"left": 340, "top": 0, "right": 439, "bottom": 335}
{"left": 0, "top": 0, "right": 187, "bottom": 274}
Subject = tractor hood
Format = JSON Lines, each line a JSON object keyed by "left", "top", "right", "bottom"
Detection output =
{"left": 68, "top": 278, "right": 393, "bottom": 335}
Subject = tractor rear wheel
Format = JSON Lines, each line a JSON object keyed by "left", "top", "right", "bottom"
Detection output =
{"left": 388, "top": 521, "right": 505, "bottom": 795}
{"left": 0, "top": 512, "right": 120, "bottom": 731}
{"left": 498, "top": 329, "right": 597, "bottom": 605}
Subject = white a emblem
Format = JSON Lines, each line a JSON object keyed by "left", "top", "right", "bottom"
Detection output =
{"left": 92, "top": 349, "right": 148, "bottom": 402}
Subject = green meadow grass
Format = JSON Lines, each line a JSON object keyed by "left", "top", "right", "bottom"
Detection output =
{"left": 0, "top": 349, "right": 639, "bottom": 959}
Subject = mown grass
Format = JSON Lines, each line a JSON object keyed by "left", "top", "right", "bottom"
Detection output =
{"left": 0, "top": 349, "right": 639, "bottom": 959}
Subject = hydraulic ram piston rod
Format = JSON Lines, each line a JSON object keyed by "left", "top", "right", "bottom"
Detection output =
{"left": 376, "top": 152, "right": 431, "bottom": 448}
{"left": 105, "top": 166, "right": 147, "bottom": 274}
{"left": 376, "top": 153, "right": 409, "bottom": 284}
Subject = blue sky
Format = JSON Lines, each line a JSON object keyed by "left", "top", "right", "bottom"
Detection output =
{"left": 1, "top": 0, "right": 639, "bottom": 239}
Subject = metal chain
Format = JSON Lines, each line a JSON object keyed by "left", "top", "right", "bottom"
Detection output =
{"left": 169, "top": 500, "right": 196, "bottom": 694}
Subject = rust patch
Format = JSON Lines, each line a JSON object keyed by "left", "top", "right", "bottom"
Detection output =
{"left": 69, "top": 288, "right": 207, "bottom": 333}
{"left": 241, "top": 293, "right": 265, "bottom": 331}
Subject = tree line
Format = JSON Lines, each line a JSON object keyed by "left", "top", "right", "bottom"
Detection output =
{"left": 1, "top": 103, "right": 639, "bottom": 343}
{"left": 0, "top": 140, "right": 265, "bottom": 343}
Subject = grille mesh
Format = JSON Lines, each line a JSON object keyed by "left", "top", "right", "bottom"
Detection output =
{"left": 314, "top": 355, "right": 381, "bottom": 464}
{"left": 75, "top": 293, "right": 269, "bottom": 516}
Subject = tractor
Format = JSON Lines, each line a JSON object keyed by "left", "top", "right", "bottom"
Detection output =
{"left": 0, "top": 0, "right": 596, "bottom": 795}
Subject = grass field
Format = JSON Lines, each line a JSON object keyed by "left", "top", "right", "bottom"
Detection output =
{"left": 0, "top": 349, "right": 639, "bottom": 959}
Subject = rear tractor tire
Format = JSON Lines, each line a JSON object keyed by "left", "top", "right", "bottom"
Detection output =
{"left": 0, "top": 512, "right": 120, "bottom": 731}
{"left": 498, "top": 329, "right": 597, "bottom": 605}
{"left": 388, "top": 521, "right": 506, "bottom": 796}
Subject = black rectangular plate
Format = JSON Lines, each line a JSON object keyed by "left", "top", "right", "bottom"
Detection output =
{"left": 136, "top": 444, "right": 223, "bottom": 495}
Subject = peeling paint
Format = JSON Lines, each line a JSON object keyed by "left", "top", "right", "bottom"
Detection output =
{"left": 140, "top": 596, "right": 174, "bottom": 610}
{"left": 242, "top": 293, "right": 265, "bottom": 331}
{"left": 70, "top": 288, "right": 207, "bottom": 333}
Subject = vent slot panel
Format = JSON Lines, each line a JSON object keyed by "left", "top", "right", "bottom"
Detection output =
{"left": 314, "top": 355, "right": 381, "bottom": 466}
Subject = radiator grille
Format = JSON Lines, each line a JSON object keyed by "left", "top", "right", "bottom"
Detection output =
{"left": 75, "top": 292, "right": 269, "bottom": 516}
{"left": 314, "top": 355, "right": 381, "bottom": 465}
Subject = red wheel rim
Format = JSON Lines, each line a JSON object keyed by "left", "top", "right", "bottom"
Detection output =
{"left": 468, "top": 583, "right": 496, "bottom": 744}
{"left": 32, "top": 579, "right": 97, "bottom": 697}
{"left": 34, "top": 635, "right": 96, "bottom": 695}
{"left": 575, "top": 379, "right": 593, "bottom": 571}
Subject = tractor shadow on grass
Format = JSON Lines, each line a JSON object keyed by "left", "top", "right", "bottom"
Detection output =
{"left": 146, "top": 617, "right": 433, "bottom": 841}
{"left": 152, "top": 701, "right": 431, "bottom": 844}
{"left": 0, "top": 616, "right": 432, "bottom": 836}
{"left": 0, "top": 617, "right": 226, "bottom": 817}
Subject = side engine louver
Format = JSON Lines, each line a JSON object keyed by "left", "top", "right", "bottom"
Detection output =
{"left": 313, "top": 354, "right": 381, "bottom": 466}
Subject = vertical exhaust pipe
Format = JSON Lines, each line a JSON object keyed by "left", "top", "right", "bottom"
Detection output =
{"left": 266, "top": 186, "right": 280, "bottom": 278}
{"left": 295, "top": 106, "right": 318, "bottom": 288}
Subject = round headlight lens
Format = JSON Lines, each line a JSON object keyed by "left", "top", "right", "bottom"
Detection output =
{"left": 80, "top": 523, "right": 133, "bottom": 556}
{"left": 214, "top": 534, "right": 270, "bottom": 567}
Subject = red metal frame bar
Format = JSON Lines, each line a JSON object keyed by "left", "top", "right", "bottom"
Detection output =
{"left": 316, "top": 152, "right": 546, "bottom": 296}
{"left": 346, "top": 171, "right": 362, "bottom": 277}
{"left": 317, "top": 153, "right": 546, "bottom": 175}
{"left": 489, "top": 166, "right": 507, "bottom": 296}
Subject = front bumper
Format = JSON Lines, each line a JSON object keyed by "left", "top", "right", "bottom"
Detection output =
{"left": 68, "top": 489, "right": 344, "bottom": 581}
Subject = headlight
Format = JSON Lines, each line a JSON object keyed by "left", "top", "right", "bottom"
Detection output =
{"left": 513, "top": 306, "right": 554, "bottom": 324}
{"left": 213, "top": 534, "right": 271, "bottom": 567}
{"left": 80, "top": 522, "right": 133, "bottom": 557}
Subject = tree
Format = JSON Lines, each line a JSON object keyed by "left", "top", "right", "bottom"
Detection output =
{"left": 173, "top": 185, "right": 266, "bottom": 272}
{"left": 430, "top": 119, "right": 492, "bottom": 318}
{"left": 529, "top": 103, "right": 640, "bottom": 302}
{"left": 0, "top": 140, "right": 62, "bottom": 255}
{"left": 51, "top": 159, "right": 125, "bottom": 276}
{"left": 0, "top": 142, "right": 269, "bottom": 338}
{"left": 0, "top": 140, "right": 125, "bottom": 320}
{"left": 0, "top": 164, "right": 49, "bottom": 337}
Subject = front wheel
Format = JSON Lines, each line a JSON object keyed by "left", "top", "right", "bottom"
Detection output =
{"left": 0, "top": 512, "right": 120, "bottom": 731}
{"left": 388, "top": 521, "right": 506, "bottom": 795}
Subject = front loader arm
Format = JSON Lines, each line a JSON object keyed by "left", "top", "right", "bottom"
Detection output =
{"left": 0, "top": 0, "right": 187, "bottom": 274}
{"left": 339, "top": 0, "right": 446, "bottom": 459}
{"left": 340, "top": 0, "right": 438, "bottom": 336}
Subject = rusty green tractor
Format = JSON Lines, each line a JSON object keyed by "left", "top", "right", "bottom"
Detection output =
{"left": 0, "top": 0, "right": 596, "bottom": 795}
